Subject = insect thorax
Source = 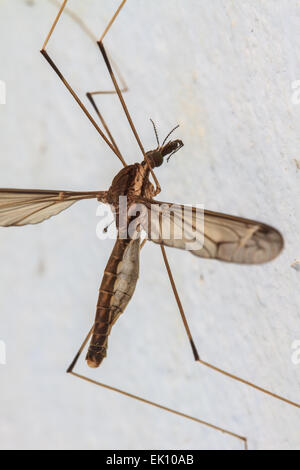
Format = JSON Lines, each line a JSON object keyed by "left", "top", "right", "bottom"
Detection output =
{"left": 107, "top": 163, "right": 154, "bottom": 207}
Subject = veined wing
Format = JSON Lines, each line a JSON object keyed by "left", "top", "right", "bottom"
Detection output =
{"left": 139, "top": 199, "right": 283, "bottom": 264}
{"left": 0, "top": 189, "right": 105, "bottom": 227}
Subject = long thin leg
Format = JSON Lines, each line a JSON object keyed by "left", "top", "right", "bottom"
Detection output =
{"left": 50, "top": 0, "right": 128, "bottom": 167}
{"left": 66, "top": 326, "right": 248, "bottom": 450}
{"left": 160, "top": 246, "right": 200, "bottom": 362}
{"left": 62, "top": 0, "right": 299, "bottom": 411}
{"left": 97, "top": 42, "right": 161, "bottom": 196}
{"left": 48, "top": 0, "right": 157, "bottom": 184}
{"left": 41, "top": 0, "right": 125, "bottom": 166}
{"left": 160, "top": 245, "right": 300, "bottom": 410}
{"left": 86, "top": 62, "right": 129, "bottom": 166}
{"left": 66, "top": 239, "right": 247, "bottom": 448}
{"left": 55, "top": 1, "right": 244, "bottom": 444}
{"left": 49, "top": 0, "right": 126, "bottom": 45}
{"left": 87, "top": 91, "right": 124, "bottom": 163}
{"left": 44, "top": 1, "right": 246, "bottom": 448}
{"left": 95, "top": 0, "right": 146, "bottom": 160}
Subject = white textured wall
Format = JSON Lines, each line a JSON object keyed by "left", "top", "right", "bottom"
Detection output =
{"left": 0, "top": 0, "right": 299, "bottom": 450}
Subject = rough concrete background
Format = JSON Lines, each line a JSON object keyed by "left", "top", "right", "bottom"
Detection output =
{"left": 0, "top": 0, "right": 299, "bottom": 450}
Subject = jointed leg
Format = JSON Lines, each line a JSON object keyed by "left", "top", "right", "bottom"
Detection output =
{"left": 87, "top": 90, "right": 125, "bottom": 165}
{"left": 44, "top": 1, "right": 247, "bottom": 448}
{"left": 160, "top": 245, "right": 300, "bottom": 410}
{"left": 66, "top": 326, "right": 94, "bottom": 374}
{"left": 66, "top": 324, "right": 248, "bottom": 450}
{"left": 85, "top": 48, "right": 128, "bottom": 165}
{"left": 41, "top": 0, "right": 125, "bottom": 166}
{"left": 99, "top": 0, "right": 127, "bottom": 43}
{"left": 45, "top": 2, "right": 161, "bottom": 192}
{"left": 97, "top": 42, "right": 161, "bottom": 196}
{"left": 160, "top": 246, "right": 200, "bottom": 361}
{"left": 66, "top": 239, "right": 247, "bottom": 449}
{"left": 50, "top": 0, "right": 128, "bottom": 166}
{"left": 48, "top": 0, "right": 159, "bottom": 188}
{"left": 49, "top": 0, "right": 126, "bottom": 45}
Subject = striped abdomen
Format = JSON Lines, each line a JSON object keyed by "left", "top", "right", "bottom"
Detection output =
{"left": 86, "top": 236, "right": 140, "bottom": 368}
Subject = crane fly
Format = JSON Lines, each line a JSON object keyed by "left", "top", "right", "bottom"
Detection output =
{"left": 1, "top": 0, "right": 299, "bottom": 450}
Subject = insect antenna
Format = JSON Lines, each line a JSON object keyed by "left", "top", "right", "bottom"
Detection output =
{"left": 162, "top": 124, "right": 180, "bottom": 147}
{"left": 150, "top": 118, "right": 160, "bottom": 148}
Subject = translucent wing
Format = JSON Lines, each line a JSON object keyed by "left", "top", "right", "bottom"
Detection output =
{"left": 0, "top": 189, "right": 103, "bottom": 227}
{"left": 139, "top": 199, "right": 283, "bottom": 264}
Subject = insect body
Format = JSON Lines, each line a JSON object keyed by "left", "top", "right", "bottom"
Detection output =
{"left": 1, "top": 0, "right": 298, "bottom": 450}
{"left": 0, "top": 135, "right": 283, "bottom": 369}
{"left": 86, "top": 139, "right": 184, "bottom": 367}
